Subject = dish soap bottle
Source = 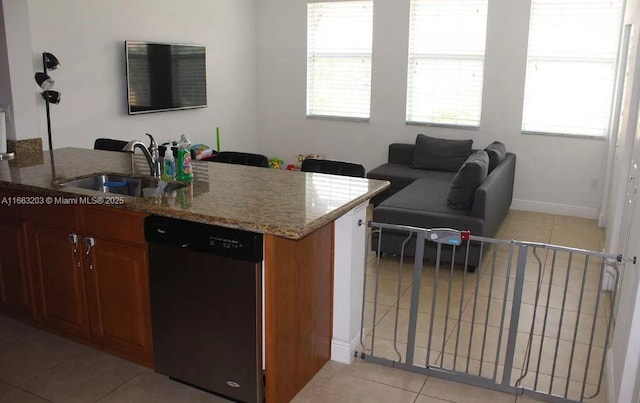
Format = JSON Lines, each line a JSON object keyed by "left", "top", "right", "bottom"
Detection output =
{"left": 161, "top": 148, "right": 175, "bottom": 182}
{"left": 176, "top": 134, "right": 193, "bottom": 181}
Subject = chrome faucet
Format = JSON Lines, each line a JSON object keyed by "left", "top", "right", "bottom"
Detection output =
{"left": 123, "top": 133, "right": 161, "bottom": 178}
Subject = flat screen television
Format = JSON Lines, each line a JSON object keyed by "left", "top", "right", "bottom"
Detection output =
{"left": 125, "top": 41, "right": 207, "bottom": 114}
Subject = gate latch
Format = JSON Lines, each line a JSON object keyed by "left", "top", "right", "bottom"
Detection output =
{"left": 427, "top": 229, "right": 468, "bottom": 245}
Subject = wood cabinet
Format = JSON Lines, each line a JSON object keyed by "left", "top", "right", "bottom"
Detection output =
{"left": 83, "top": 207, "right": 152, "bottom": 365}
{"left": 0, "top": 197, "right": 33, "bottom": 319}
{"left": 29, "top": 204, "right": 152, "bottom": 366}
{"left": 31, "top": 207, "right": 91, "bottom": 340}
{"left": 265, "top": 223, "right": 334, "bottom": 403}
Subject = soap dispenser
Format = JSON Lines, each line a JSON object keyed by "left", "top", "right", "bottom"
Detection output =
{"left": 176, "top": 134, "right": 193, "bottom": 181}
{"left": 161, "top": 148, "right": 175, "bottom": 181}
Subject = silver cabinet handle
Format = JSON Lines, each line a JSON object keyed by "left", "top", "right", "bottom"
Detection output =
{"left": 68, "top": 233, "right": 81, "bottom": 267}
{"left": 84, "top": 237, "right": 95, "bottom": 270}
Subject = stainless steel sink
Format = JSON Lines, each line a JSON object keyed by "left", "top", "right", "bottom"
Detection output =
{"left": 59, "top": 174, "right": 187, "bottom": 197}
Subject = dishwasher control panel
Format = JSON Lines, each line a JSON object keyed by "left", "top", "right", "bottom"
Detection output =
{"left": 145, "top": 215, "right": 263, "bottom": 262}
{"left": 209, "top": 236, "right": 244, "bottom": 250}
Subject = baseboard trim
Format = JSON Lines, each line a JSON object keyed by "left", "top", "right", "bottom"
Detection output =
{"left": 598, "top": 212, "right": 607, "bottom": 227}
{"left": 607, "top": 347, "right": 616, "bottom": 403}
{"left": 511, "top": 199, "right": 599, "bottom": 220}
{"left": 331, "top": 334, "right": 360, "bottom": 364}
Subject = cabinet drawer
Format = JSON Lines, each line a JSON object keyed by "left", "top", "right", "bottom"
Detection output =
{"left": 83, "top": 207, "right": 147, "bottom": 246}
{"left": 29, "top": 204, "right": 79, "bottom": 230}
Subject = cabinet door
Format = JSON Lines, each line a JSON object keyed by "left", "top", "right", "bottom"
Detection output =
{"left": 84, "top": 237, "right": 153, "bottom": 365}
{"left": 0, "top": 217, "right": 33, "bottom": 318}
{"left": 31, "top": 224, "right": 90, "bottom": 339}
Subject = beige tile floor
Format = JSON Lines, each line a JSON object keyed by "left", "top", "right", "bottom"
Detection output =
{"left": 0, "top": 210, "right": 609, "bottom": 403}
{"left": 0, "top": 314, "right": 230, "bottom": 403}
{"left": 291, "top": 209, "right": 610, "bottom": 403}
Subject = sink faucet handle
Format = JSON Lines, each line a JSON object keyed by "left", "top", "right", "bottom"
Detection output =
{"left": 145, "top": 133, "right": 158, "bottom": 151}
{"left": 145, "top": 133, "right": 162, "bottom": 178}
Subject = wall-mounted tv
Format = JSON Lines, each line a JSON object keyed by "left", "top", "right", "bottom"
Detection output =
{"left": 125, "top": 41, "right": 207, "bottom": 114}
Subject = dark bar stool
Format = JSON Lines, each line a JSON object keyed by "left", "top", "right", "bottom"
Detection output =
{"left": 210, "top": 151, "right": 270, "bottom": 168}
{"left": 301, "top": 158, "right": 365, "bottom": 178}
{"left": 94, "top": 138, "right": 131, "bottom": 152}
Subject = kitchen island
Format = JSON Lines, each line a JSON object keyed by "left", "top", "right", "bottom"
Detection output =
{"left": 0, "top": 148, "right": 389, "bottom": 403}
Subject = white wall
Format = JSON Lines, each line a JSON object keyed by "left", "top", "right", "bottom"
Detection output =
{"left": 256, "top": 0, "right": 609, "bottom": 218}
{"left": 26, "top": 0, "right": 258, "bottom": 152}
{"left": 0, "top": 0, "right": 40, "bottom": 142}
{"left": 0, "top": 2, "right": 11, "bottom": 138}
{"left": 608, "top": 0, "right": 640, "bottom": 400}
{"left": 610, "top": 127, "right": 640, "bottom": 403}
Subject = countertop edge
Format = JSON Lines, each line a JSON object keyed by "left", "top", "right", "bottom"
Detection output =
{"left": 0, "top": 179, "right": 390, "bottom": 240}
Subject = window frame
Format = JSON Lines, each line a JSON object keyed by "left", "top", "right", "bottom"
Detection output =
{"left": 521, "top": 0, "right": 624, "bottom": 139}
{"left": 405, "top": 0, "right": 489, "bottom": 128}
{"left": 306, "top": 0, "right": 374, "bottom": 121}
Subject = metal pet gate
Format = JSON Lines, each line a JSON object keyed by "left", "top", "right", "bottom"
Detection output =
{"left": 360, "top": 222, "right": 632, "bottom": 403}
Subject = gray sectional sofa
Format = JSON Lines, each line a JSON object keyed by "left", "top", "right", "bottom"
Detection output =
{"left": 367, "top": 135, "right": 516, "bottom": 269}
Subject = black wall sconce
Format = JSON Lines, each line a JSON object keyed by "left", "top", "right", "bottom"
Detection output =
{"left": 34, "top": 52, "right": 60, "bottom": 151}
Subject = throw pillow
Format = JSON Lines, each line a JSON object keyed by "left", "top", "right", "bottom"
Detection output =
{"left": 411, "top": 134, "right": 473, "bottom": 172}
{"left": 447, "top": 151, "right": 489, "bottom": 210}
{"left": 484, "top": 141, "right": 507, "bottom": 172}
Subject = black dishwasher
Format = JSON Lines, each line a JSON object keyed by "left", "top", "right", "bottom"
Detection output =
{"left": 145, "top": 215, "right": 263, "bottom": 403}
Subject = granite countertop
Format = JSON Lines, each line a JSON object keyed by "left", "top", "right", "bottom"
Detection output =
{"left": 0, "top": 148, "right": 390, "bottom": 239}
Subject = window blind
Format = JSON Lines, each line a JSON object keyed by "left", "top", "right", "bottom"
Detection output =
{"left": 306, "top": 1, "right": 373, "bottom": 119}
{"left": 522, "top": 0, "right": 623, "bottom": 137}
{"left": 406, "top": 0, "right": 488, "bottom": 127}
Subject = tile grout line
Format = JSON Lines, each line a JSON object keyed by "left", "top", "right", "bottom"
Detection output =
{"left": 0, "top": 324, "right": 90, "bottom": 389}
{"left": 12, "top": 388, "right": 54, "bottom": 403}
{"left": 0, "top": 325, "right": 38, "bottom": 349}
{"left": 417, "top": 374, "right": 430, "bottom": 401}
{"left": 330, "top": 369, "right": 423, "bottom": 400}
{"left": 14, "top": 340, "right": 90, "bottom": 388}
{"left": 94, "top": 369, "right": 151, "bottom": 403}
{"left": 0, "top": 319, "right": 42, "bottom": 349}
{"left": 0, "top": 325, "right": 78, "bottom": 402}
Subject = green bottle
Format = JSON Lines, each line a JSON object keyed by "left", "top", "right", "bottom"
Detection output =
{"left": 176, "top": 134, "right": 193, "bottom": 181}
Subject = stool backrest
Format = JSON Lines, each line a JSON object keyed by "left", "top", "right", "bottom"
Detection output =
{"left": 211, "top": 151, "right": 270, "bottom": 168}
{"left": 301, "top": 158, "right": 365, "bottom": 178}
{"left": 94, "top": 138, "right": 131, "bottom": 152}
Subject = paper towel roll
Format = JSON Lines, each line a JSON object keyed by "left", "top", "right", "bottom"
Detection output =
{"left": 0, "top": 110, "right": 6, "bottom": 154}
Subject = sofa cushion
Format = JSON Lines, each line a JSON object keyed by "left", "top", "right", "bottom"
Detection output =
{"left": 367, "top": 163, "right": 457, "bottom": 205}
{"left": 485, "top": 141, "right": 507, "bottom": 172}
{"left": 447, "top": 151, "right": 489, "bottom": 210}
{"left": 367, "top": 163, "right": 456, "bottom": 189}
{"left": 411, "top": 134, "right": 473, "bottom": 172}
{"left": 374, "top": 178, "right": 484, "bottom": 235}
{"left": 379, "top": 176, "right": 467, "bottom": 215}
